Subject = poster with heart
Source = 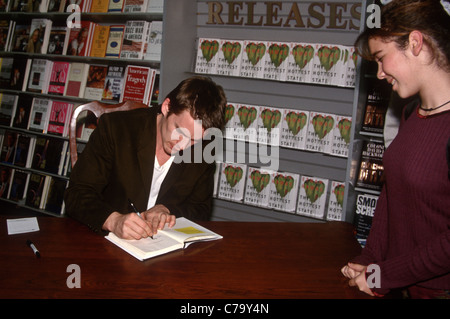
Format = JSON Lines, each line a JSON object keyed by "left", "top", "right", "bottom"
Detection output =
{"left": 244, "top": 166, "right": 274, "bottom": 207}
{"left": 280, "top": 108, "right": 309, "bottom": 150}
{"left": 195, "top": 38, "right": 219, "bottom": 74}
{"left": 239, "top": 40, "right": 268, "bottom": 79}
{"left": 311, "top": 44, "right": 346, "bottom": 86}
{"left": 305, "top": 112, "right": 336, "bottom": 154}
{"left": 326, "top": 181, "right": 345, "bottom": 221}
{"left": 296, "top": 176, "right": 329, "bottom": 219}
{"left": 223, "top": 102, "right": 238, "bottom": 140}
{"left": 344, "top": 46, "right": 358, "bottom": 88}
{"left": 217, "top": 40, "right": 243, "bottom": 77}
{"left": 268, "top": 172, "right": 299, "bottom": 213}
{"left": 330, "top": 115, "right": 352, "bottom": 158}
{"left": 263, "top": 42, "right": 290, "bottom": 81}
{"left": 218, "top": 162, "right": 247, "bottom": 202}
{"left": 229, "top": 103, "right": 259, "bottom": 143}
{"left": 257, "top": 106, "right": 282, "bottom": 145}
{"left": 286, "top": 42, "right": 314, "bottom": 83}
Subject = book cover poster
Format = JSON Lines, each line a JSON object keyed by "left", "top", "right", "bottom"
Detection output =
{"left": 286, "top": 42, "right": 314, "bottom": 83}
{"left": 326, "top": 180, "right": 345, "bottom": 221}
{"left": 268, "top": 171, "right": 299, "bottom": 213}
{"left": 263, "top": 42, "right": 289, "bottom": 81}
{"left": 256, "top": 106, "right": 282, "bottom": 146}
{"left": 296, "top": 176, "right": 329, "bottom": 219}
{"left": 280, "top": 109, "right": 309, "bottom": 150}
{"left": 354, "top": 193, "right": 379, "bottom": 247}
{"left": 305, "top": 112, "right": 335, "bottom": 154}
{"left": 218, "top": 162, "right": 246, "bottom": 202}
{"left": 217, "top": 39, "right": 243, "bottom": 77}
{"left": 240, "top": 40, "right": 267, "bottom": 79}
{"left": 195, "top": 38, "right": 219, "bottom": 75}
{"left": 244, "top": 166, "right": 273, "bottom": 208}
{"left": 330, "top": 115, "right": 352, "bottom": 158}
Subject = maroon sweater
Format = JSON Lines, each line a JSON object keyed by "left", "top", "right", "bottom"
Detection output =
{"left": 352, "top": 105, "right": 450, "bottom": 295}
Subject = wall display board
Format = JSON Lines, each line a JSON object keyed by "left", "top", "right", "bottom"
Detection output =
{"left": 160, "top": 0, "right": 365, "bottom": 223}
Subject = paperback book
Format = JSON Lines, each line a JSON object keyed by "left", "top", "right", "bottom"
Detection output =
{"left": 47, "top": 61, "right": 70, "bottom": 95}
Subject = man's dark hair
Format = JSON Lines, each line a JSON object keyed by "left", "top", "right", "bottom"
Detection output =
{"left": 165, "top": 76, "right": 227, "bottom": 130}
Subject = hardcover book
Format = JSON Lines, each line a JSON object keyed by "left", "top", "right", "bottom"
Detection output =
{"left": 121, "top": 65, "right": 155, "bottom": 104}
{"left": 89, "top": 24, "right": 110, "bottom": 57}
{"left": 195, "top": 38, "right": 219, "bottom": 75}
{"left": 256, "top": 106, "right": 282, "bottom": 146}
{"left": 120, "top": 20, "right": 149, "bottom": 60}
{"left": 217, "top": 162, "right": 246, "bottom": 202}
{"left": 0, "top": 94, "right": 18, "bottom": 127}
{"left": 216, "top": 39, "right": 243, "bottom": 77}
{"left": 268, "top": 171, "right": 299, "bottom": 213}
{"left": 105, "top": 25, "right": 125, "bottom": 58}
{"left": 263, "top": 41, "right": 289, "bottom": 82}
{"left": 354, "top": 193, "right": 379, "bottom": 247}
{"left": 356, "top": 140, "right": 385, "bottom": 192}
{"left": 330, "top": 115, "right": 352, "bottom": 158}
{"left": 326, "top": 180, "right": 345, "bottom": 221}
{"left": 105, "top": 217, "right": 223, "bottom": 261}
{"left": 279, "top": 108, "right": 309, "bottom": 150}
{"left": 47, "top": 61, "right": 70, "bottom": 95}
{"left": 84, "top": 64, "right": 108, "bottom": 100}
{"left": 286, "top": 42, "right": 314, "bottom": 83}
{"left": 296, "top": 175, "right": 329, "bottom": 219}
{"left": 25, "top": 173, "right": 50, "bottom": 209}
{"left": 31, "top": 136, "right": 68, "bottom": 175}
{"left": 27, "top": 59, "right": 53, "bottom": 94}
{"left": 305, "top": 112, "right": 335, "bottom": 154}
{"left": 64, "top": 62, "right": 89, "bottom": 98}
{"left": 239, "top": 40, "right": 267, "bottom": 79}
{"left": 46, "top": 100, "right": 73, "bottom": 137}
{"left": 243, "top": 166, "right": 272, "bottom": 208}
{"left": 102, "top": 65, "right": 125, "bottom": 102}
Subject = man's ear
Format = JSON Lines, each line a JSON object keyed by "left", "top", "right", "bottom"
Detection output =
{"left": 409, "top": 30, "right": 424, "bottom": 56}
{"left": 161, "top": 98, "right": 170, "bottom": 116}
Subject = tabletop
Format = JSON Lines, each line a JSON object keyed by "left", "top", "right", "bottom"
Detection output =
{"left": 0, "top": 215, "right": 370, "bottom": 300}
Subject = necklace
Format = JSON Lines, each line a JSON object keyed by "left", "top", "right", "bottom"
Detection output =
{"left": 419, "top": 99, "right": 450, "bottom": 112}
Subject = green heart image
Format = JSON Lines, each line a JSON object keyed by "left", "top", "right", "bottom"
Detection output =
{"left": 268, "top": 44, "right": 289, "bottom": 68}
{"left": 285, "top": 111, "right": 307, "bottom": 136}
{"left": 245, "top": 42, "right": 266, "bottom": 66}
{"left": 224, "top": 104, "right": 235, "bottom": 125}
{"left": 338, "top": 118, "right": 352, "bottom": 144}
{"left": 261, "top": 109, "right": 281, "bottom": 132}
{"left": 237, "top": 106, "right": 257, "bottom": 130}
{"left": 224, "top": 165, "right": 243, "bottom": 188}
{"left": 201, "top": 40, "right": 219, "bottom": 62}
{"left": 221, "top": 42, "right": 241, "bottom": 64}
{"left": 292, "top": 45, "right": 314, "bottom": 69}
{"left": 312, "top": 114, "right": 334, "bottom": 139}
{"left": 333, "top": 184, "right": 345, "bottom": 207}
{"left": 352, "top": 51, "right": 358, "bottom": 68}
{"left": 318, "top": 46, "right": 340, "bottom": 71}
{"left": 273, "top": 174, "right": 294, "bottom": 198}
{"left": 250, "top": 170, "right": 270, "bottom": 193}
{"left": 303, "top": 179, "right": 325, "bottom": 203}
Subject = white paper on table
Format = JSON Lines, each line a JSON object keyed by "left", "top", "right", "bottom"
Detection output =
{"left": 7, "top": 217, "right": 40, "bottom": 235}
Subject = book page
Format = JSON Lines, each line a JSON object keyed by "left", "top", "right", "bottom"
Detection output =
{"left": 160, "top": 217, "right": 222, "bottom": 244}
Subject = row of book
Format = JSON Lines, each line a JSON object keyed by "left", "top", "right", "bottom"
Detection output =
{"left": 1, "top": 0, "right": 163, "bottom": 14}
{"left": 1, "top": 129, "right": 70, "bottom": 176}
{"left": 0, "top": 94, "right": 75, "bottom": 137}
{"left": 213, "top": 161, "right": 345, "bottom": 221}
{"left": 1, "top": 18, "right": 162, "bottom": 61}
{"left": 195, "top": 38, "right": 358, "bottom": 88}
{"left": 0, "top": 56, "right": 159, "bottom": 103}
{"left": 0, "top": 165, "right": 67, "bottom": 215}
{"left": 224, "top": 102, "right": 352, "bottom": 158}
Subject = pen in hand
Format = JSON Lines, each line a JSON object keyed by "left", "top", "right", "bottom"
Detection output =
{"left": 26, "top": 239, "right": 40, "bottom": 258}
{"left": 128, "top": 198, "right": 153, "bottom": 239}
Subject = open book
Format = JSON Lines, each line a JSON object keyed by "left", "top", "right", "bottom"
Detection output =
{"left": 105, "top": 217, "right": 223, "bottom": 261}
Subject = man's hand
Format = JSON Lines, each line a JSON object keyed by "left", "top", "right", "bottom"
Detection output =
{"left": 142, "top": 204, "right": 176, "bottom": 234}
{"left": 103, "top": 205, "right": 175, "bottom": 240}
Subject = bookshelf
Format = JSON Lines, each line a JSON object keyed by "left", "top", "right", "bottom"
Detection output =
{"left": 0, "top": 2, "right": 164, "bottom": 216}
